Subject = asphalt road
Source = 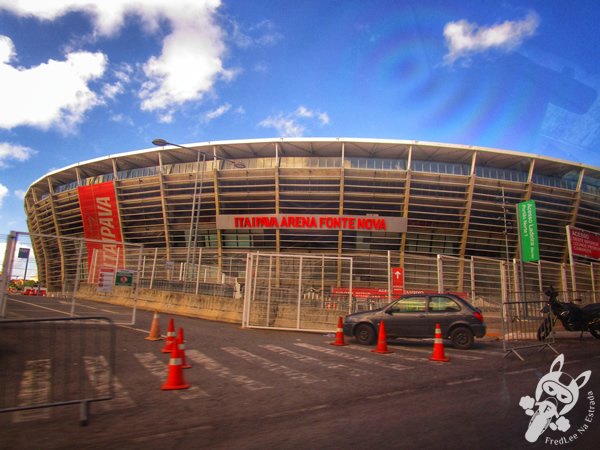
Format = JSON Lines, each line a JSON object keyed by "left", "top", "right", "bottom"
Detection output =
{"left": 1, "top": 295, "right": 599, "bottom": 449}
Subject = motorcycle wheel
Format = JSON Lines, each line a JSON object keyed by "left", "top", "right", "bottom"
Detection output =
{"left": 537, "top": 318, "right": 553, "bottom": 341}
{"left": 590, "top": 322, "right": 600, "bottom": 340}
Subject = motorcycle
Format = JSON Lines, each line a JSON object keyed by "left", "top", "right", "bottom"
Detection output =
{"left": 537, "top": 286, "right": 600, "bottom": 341}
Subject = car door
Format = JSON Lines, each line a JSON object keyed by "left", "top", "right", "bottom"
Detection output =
{"left": 426, "top": 295, "right": 463, "bottom": 336}
{"left": 382, "top": 296, "right": 428, "bottom": 338}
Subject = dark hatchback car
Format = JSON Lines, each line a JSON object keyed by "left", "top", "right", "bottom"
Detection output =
{"left": 343, "top": 293, "right": 486, "bottom": 349}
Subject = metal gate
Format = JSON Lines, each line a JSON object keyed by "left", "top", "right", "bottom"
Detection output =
{"left": 242, "top": 253, "right": 353, "bottom": 332}
{"left": 501, "top": 299, "right": 558, "bottom": 360}
{"left": 0, "top": 316, "right": 116, "bottom": 425}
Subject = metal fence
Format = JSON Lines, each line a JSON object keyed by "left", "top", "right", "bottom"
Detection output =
{"left": 1, "top": 232, "right": 143, "bottom": 322}
{"left": 0, "top": 316, "right": 116, "bottom": 425}
{"left": 501, "top": 299, "right": 558, "bottom": 360}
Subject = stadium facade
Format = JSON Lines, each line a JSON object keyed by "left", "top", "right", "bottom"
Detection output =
{"left": 24, "top": 138, "right": 600, "bottom": 292}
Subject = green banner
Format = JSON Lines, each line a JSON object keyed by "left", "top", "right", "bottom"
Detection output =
{"left": 518, "top": 200, "right": 539, "bottom": 262}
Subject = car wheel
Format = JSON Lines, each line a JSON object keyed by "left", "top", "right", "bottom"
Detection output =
{"left": 354, "top": 323, "right": 377, "bottom": 345}
{"left": 450, "top": 326, "right": 474, "bottom": 349}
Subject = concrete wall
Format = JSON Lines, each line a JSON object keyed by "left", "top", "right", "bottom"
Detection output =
{"left": 76, "top": 284, "right": 243, "bottom": 323}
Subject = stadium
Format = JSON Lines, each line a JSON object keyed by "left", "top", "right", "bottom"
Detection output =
{"left": 23, "top": 138, "right": 600, "bottom": 299}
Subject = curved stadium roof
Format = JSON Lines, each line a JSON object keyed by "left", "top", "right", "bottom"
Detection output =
{"left": 25, "top": 138, "right": 600, "bottom": 271}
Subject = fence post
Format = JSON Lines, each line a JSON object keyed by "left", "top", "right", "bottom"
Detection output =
{"left": 561, "top": 263, "right": 569, "bottom": 301}
{"left": 1, "top": 231, "right": 17, "bottom": 317}
{"left": 387, "top": 250, "right": 392, "bottom": 303}
{"left": 266, "top": 255, "right": 273, "bottom": 327}
{"left": 242, "top": 253, "right": 252, "bottom": 328}
{"left": 320, "top": 255, "right": 325, "bottom": 307}
{"left": 150, "top": 248, "right": 157, "bottom": 289}
{"left": 437, "top": 255, "right": 444, "bottom": 293}
{"left": 70, "top": 239, "right": 85, "bottom": 316}
{"left": 296, "top": 256, "right": 303, "bottom": 329}
{"left": 195, "top": 248, "right": 202, "bottom": 295}
{"left": 470, "top": 256, "right": 476, "bottom": 301}
{"left": 512, "top": 259, "right": 520, "bottom": 301}
{"left": 592, "top": 262, "right": 597, "bottom": 303}
{"left": 348, "top": 258, "right": 353, "bottom": 314}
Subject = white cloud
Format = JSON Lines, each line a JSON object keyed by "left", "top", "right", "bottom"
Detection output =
{"left": 14, "top": 189, "right": 25, "bottom": 200}
{"left": 0, "top": 0, "right": 232, "bottom": 120}
{"left": 443, "top": 12, "right": 539, "bottom": 66}
{"left": 259, "top": 115, "right": 306, "bottom": 137}
{"left": 295, "top": 106, "right": 313, "bottom": 118}
{"left": 0, "top": 36, "right": 107, "bottom": 132}
{"left": 0, "top": 142, "right": 36, "bottom": 168}
{"left": 204, "top": 103, "right": 231, "bottom": 122}
{"left": 231, "top": 19, "right": 282, "bottom": 49}
{"left": 259, "top": 106, "right": 330, "bottom": 137}
{"left": 318, "top": 112, "right": 330, "bottom": 125}
{"left": 0, "top": 183, "right": 8, "bottom": 207}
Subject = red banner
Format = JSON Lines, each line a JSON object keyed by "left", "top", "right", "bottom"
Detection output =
{"left": 569, "top": 226, "right": 600, "bottom": 260}
{"left": 78, "top": 182, "right": 124, "bottom": 274}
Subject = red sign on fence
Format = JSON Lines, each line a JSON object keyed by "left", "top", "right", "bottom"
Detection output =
{"left": 568, "top": 226, "right": 600, "bottom": 260}
{"left": 391, "top": 267, "right": 404, "bottom": 291}
{"left": 78, "top": 181, "right": 124, "bottom": 273}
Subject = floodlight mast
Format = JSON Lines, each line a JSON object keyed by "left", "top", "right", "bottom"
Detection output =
{"left": 152, "top": 139, "right": 245, "bottom": 280}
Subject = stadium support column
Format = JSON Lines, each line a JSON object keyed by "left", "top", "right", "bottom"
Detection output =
{"left": 337, "top": 142, "right": 345, "bottom": 286}
{"left": 562, "top": 168, "right": 585, "bottom": 264}
{"left": 46, "top": 176, "right": 66, "bottom": 289}
{"left": 399, "top": 146, "right": 413, "bottom": 269}
{"left": 457, "top": 152, "right": 477, "bottom": 290}
{"left": 213, "top": 148, "right": 223, "bottom": 276}
{"left": 275, "top": 142, "right": 281, "bottom": 287}
{"left": 157, "top": 152, "right": 171, "bottom": 261}
{"left": 111, "top": 157, "right": 127, "bottom": 268}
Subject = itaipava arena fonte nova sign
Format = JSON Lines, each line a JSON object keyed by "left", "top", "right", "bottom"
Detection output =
{"left": 217, "top": 214, "right": 407, "bottom": 233}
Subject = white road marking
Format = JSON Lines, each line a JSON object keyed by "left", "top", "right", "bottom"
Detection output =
{"left": 185, "top": 349, "right": 272, "bottom": 391}
{"left": 222, "top": 347, "right": 322, "bottom": 384}
{"left": 294, "top": 343, "right": 413, "bottom": 372}
{"left": 130, "top": 425, "right": 214, "bottom": 443}
{"left": 133, "top": 352, "right": 208, "bottom": 399}
{"left": 261, "top": 344, "right": 371, "bottom": 377}
{"left": 12, "top": 359, "right": 51, "bottom": 423}
{"left": 83, "top": 355, "right": 136, "bottom": 410}
{"left": 386, "top": 344, "right": 483, "bottom": 360}
{"left": 446, "top": 377, "right": 482, "bottom": 386}
{"left": 367, "top": 389, "right": 414, "bottom": 400}
{"left": 265, "top": 404, "right": 331, "bottom": 419}
{"left": 505, "top": 368, "right": 537, "bottom": 375}
{"left": 346, "top": 343, "right": 425, "bottom": 362}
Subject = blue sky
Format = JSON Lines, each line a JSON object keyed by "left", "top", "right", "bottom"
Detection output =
{"left": 0, "top": 0, "right": 599, "bottom": 236}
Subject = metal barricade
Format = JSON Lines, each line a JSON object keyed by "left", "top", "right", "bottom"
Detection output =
{"left": 501, "top": 300, "right": 558, "bottom": 360}
{"left": 0, "top": 316, "right": 116, "bottom": 425}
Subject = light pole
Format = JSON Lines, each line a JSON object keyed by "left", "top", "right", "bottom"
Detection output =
{"left": 151, "top": 139, "right": 245, "bottom": 281}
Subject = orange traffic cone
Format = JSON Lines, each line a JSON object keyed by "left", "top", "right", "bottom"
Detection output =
{"left": 177, "top": 327, "right": 192, "bottom": 369}
{"left": 161, "top": 318, "right": 176, "bottom": 353}
{"left": 330, "top": 317, "right": 348, "bottom": 346}
{"left": 145, "top": 310, "right": 163, "bottom": 341}
{"left": 371, "top": 321, "right": 393, "bottom": 354}
{"left": 429, "top": 323, "right": 450, "bottom": 362}
{"left": 161, "top": 342, "right": 190, "bottom": 390}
